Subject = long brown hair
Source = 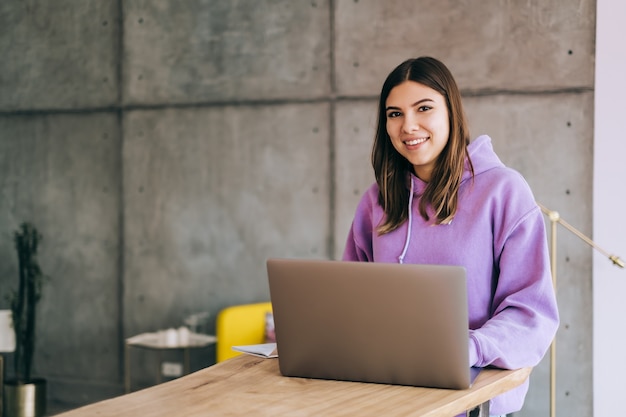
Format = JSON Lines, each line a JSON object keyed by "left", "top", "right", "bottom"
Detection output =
{"left": 372, "top": 57, "right": 473, "bottom": 234}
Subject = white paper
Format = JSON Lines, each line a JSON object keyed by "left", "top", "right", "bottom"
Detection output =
{"left": 232, "top": 342, "right": 278, "bottom": 358}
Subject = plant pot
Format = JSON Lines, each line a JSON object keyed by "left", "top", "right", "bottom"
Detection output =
{"left": 2, "top": 378, "right": 46, "bottom": 417}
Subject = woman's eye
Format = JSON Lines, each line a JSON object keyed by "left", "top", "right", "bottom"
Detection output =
{"left": 418, "top": 106, "right": 432, "bottom": 112}
{"left": 387, "top": 111, "right": 401, "bottom": 118}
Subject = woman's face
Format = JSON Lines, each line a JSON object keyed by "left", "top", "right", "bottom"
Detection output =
{"left": 385, "top": 81, "right": 450, "bottom": 182}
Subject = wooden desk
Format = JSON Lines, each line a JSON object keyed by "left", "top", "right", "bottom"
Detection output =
{"left": 57, "top": 354, "right": 531, "bottom": 417}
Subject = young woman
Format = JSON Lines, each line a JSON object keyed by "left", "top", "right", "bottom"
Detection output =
{"left": 342, "top": 57, "right": 559, "bottom": 416}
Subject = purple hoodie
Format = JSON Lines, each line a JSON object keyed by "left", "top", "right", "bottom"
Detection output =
{"left": 342, "top": 135, "right": 559, "bottom": 415}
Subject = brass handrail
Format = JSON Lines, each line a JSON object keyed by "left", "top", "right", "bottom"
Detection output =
{"left": 537, "top": 202, "right": 624, "bottom": 417}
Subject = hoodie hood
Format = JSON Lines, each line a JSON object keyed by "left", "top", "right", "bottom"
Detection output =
{"left": 464, "top": 134, "right": 506, "bottom": 181}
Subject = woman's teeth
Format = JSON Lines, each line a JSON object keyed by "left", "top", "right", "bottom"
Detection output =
{"left": 405, "top": 138, "right": 428, "bottom": 146}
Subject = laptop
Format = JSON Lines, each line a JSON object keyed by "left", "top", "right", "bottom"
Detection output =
{"left": 266, "top": 258, "right": 475, "bottom": 390}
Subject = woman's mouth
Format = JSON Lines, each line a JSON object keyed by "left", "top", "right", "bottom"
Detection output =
{"left": 404, "top": 137, "right": 428, "bottom": 146}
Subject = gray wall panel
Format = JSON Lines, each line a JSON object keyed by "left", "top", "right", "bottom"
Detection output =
{"left": 122, "top": 103, "right": 331, "bottom": 336}
{"left": 334, "top": 99, "right": 377, "bottom": 260}
{"left": 465, "top": 93, "right": 593, "bottom": 206}
{"left": 335, "top": 0, "right": 594, "bottom": 96}
{"left": 0, "top": 113, "right": 121, "bottom": 401}
{"left": 123, "top": 0, "right": 331, "bottom": 105}
{"left": 0, "top": 1, "right": 119, "bottom": 111}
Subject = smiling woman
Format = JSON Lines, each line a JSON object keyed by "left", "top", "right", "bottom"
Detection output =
{"left": 341, "top": 57, "right": 559, "bottom": 417}
{"left": 385, "top": 81, "right": 450, "bottom": 183}
{"left": 371, "top": 57, "right": 473, "bottom": 232}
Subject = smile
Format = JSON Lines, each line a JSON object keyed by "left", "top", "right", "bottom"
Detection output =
{"left": 404, "top": 137, "right": 429, "bottom": 146}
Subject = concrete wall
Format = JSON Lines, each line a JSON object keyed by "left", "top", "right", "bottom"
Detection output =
{"left": 0, "top": 1, "right": 595, "bottom": 415}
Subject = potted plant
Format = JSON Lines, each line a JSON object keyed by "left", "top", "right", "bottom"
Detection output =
{"left": 3, "top": 223, "right": 48, "bottom": 417}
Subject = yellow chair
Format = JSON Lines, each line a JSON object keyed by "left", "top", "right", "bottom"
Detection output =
{"left": 215, "top": 302, "right": 273, "bottom": 362}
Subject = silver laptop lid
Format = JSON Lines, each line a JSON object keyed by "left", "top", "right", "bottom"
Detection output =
{"left": 267, "top": 258, "right": 470, "bottom": 389}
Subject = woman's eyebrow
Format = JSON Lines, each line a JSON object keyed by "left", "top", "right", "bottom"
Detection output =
{"left": 385, "top": 98, "right": 434, "bottom": 111}
{"left": 412, "top": 98, "right": 435, "bottom": 106}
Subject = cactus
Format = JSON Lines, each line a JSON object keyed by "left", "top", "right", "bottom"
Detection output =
{"left": 9, "top": 222, "right": 47, "bottom": 382}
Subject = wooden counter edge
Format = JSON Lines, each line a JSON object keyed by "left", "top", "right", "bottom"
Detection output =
{"left": 55, "top": 355, "right": 532, "bottom": 417}
{"left": 420, "top": 366, "right": 532, "bottom": 417}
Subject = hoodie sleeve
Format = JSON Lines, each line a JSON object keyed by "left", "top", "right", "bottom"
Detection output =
{"left": 342, "top": 184, "right": 379, "bottom": 262}
{"left": 343, "top": 226, "right": 372, "bottom": 262}
{"left": 468, "top": 205, "right": 560, "bottom": 369}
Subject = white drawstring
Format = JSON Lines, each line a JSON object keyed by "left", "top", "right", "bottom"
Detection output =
{"left": 398, "top": 177, "right": 414, "bottom": 264}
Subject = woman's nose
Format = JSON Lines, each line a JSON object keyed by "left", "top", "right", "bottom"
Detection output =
{"left": 402, "top": 115, "right": 419, "bottom": 133}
